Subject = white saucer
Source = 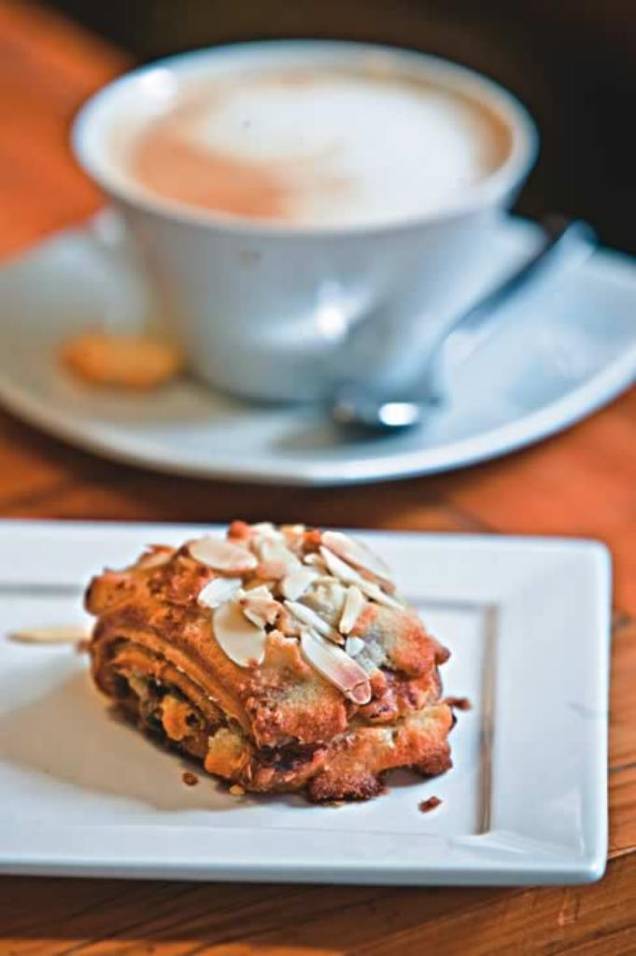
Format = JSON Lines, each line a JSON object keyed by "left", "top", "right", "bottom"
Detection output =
{"left": 0, "top": 215, "right": 634, "bottom": 485}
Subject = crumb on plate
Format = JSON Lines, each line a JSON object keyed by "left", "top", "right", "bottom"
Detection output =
{"left": 182, "top": 771, "right": 199, "bottom": 787}
{"left": 61, "top": 331, "right": 184, "bottom": 389}
{"left": 419, "top": 795, "right": 442, "bottom": 813}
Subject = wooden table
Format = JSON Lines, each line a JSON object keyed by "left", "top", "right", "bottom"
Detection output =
{"left": 0, "top": 3, "right": 634, "bottom": 953}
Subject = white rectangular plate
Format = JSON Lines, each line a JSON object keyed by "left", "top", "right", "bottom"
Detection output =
{"left": 0, "top": 521, "right": 609, "bottom": 885}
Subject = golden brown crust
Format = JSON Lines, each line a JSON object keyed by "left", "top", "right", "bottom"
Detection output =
{"left": 86, "top": 525, "right": 455, "bottom": 802}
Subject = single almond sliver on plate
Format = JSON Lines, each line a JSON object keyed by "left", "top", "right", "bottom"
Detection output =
{"left": 9, "top": 625, "right": 89, "bottom": 644}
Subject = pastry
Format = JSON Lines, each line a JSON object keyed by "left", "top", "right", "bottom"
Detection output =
{"left": 86, "top": 522, "right": 454, "bottom": 802}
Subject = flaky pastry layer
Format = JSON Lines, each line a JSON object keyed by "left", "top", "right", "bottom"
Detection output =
{"left": 87, "top": 523, "right": 454, "bottom": 801}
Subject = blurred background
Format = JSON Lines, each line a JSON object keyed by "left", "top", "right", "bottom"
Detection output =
{"left": 46, "top": 0, "right": 636, "bottom": 253}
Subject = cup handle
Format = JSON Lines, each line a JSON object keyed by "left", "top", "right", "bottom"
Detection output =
{"left": 82, "top": 207, "right": 157, "bottom": 335}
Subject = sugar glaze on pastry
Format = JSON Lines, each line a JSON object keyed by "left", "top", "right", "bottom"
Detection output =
{"left": 86, "top": 521, "right": 454, "bottom": 802}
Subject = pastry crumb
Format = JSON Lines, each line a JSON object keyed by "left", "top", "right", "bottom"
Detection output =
{"left": 418, "top": 795, "right": 442, "bottom": 813}
{"left": 229, "top": 784, "right": 245, "bottom": 796}
{"left": 182, "top": 771, "right": 199, "bottom": 787}
{"left": 445, "top": 696, "right": 471, "bottom": 711}
{"left": 61, "top": 331, "right": 184, "bottom": 389}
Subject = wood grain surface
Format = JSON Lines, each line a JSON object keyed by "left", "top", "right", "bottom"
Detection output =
{"left": 0, "top": 3, "right": 634, "bottom": 953}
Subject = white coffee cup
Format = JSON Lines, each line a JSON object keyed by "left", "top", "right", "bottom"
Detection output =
{"left": 72, "top": 41, "right": 537, "bottom": 403}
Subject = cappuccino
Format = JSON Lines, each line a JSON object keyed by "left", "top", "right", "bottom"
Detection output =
{"left": 74, "top": 42, "right": 535, "bottom": 400}
{"left": 125, "top": 65, "right": 510, "bottom": 228}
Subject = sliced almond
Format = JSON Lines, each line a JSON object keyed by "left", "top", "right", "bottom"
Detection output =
{"left": 345, "top": 635, "right": 366, "bottom": 657}
{"left": 244, "top": 578, "right": 276, "bottom": 592}
{"left": 320, "top": 546, "right": 401, "bottom": 610}
{"left": 197, "top": 577, "right": 242, "bottom": 609}
{"left": 339, "top": 585, "right": 366, "bottom": 635}
{"left": 280, "top": 567, "right": 319, "bottom": 601}
{"left": 276, "top": 605, "right": 301, "bottom": 638}
{"left": 284, "top": 600, "right": 343, "bottom": 644}
{"left": 239, "top": 586, "right": 280, "bottom": 628}
{"left": 320, "top": 545, "right": 361, "bottom": 585}
{"left": 304, "top": 552, "right": 326, "bottom": 569}
{"left": 249, "top": 523, "right": 285, "bottom": 549}
{"left": 258, "top": 538, "right": 302, "bottom": 574}
{"left": 321, "top": 530, "right": 392, "bottom": 584}
{"left": 240, "top": 583, "right": 271, "bottom": 599}
{"left": 213, "top": 600, "right": 266, "bottom": 667}
{"left": 189, "top": 537, "right": 257, "bottom": 574}
{"left": 255, "top": 560, "right": 288, "bottom": 580}
{"left": 280, "top": 524, "right": 307, "bottom": 548}
{"left": 300, "top": 628, "right": 371, "bottom": 704}
{"left": 137, "top": 546, "right": 174, "bottom": 570}
{"left": 359, "top": 580, "right": 402, "bottom": 611}
{"left": 9, "top": 625, "right": 89, "bottom": 645}
{"left": 250, "top": 522, "right": 279, "bottom": 536}
{"left": 308, "top": 579, "right": 348, "bottom": 618}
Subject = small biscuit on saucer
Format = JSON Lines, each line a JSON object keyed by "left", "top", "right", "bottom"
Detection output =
{"left": 61, "top": 331, "right": 184, "bottom": 389}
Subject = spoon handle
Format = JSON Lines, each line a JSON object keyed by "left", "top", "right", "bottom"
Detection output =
{"left": 331, "top": 216, "right": 597, "bottom": 431}
{"left": 440, "top": 216, "right": 596, "bottom": 368}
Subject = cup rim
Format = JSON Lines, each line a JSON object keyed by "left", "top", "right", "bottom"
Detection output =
{"left": 72, "top": 39, "right": 538, "bottom": 238}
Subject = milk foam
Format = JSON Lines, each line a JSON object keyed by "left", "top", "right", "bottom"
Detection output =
{"left": 130, "top": 68, "right": 507, "bottom": 227}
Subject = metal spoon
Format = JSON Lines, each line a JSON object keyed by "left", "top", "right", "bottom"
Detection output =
{"left": 330, "top": 217, "right": 596, "bottom": 433}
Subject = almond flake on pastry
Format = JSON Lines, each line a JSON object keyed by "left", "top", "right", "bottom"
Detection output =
{"left": 357, "top": 580, "right": 402, "bottom": 611}
{"left": 198, "top": 577, "right": 243, "bottom": 609}
{"left": 303, "top": 552, "right": 327, "bottom": 569}
{"left": 339, "top": 585, "right": 366, "bottom": 635}
{"left": 284, "top": 600, "right": 344, "bottom": 644}
{"left": 258, "top": 537, "right": 302, "bottom": 574}
{"left": 280, "top": 567, "right": 320, "bottom": 600}
{"left": 213, "top": 599, "right": 266, "bottom": 666}
{"left": 319, "top": 546, "right": 402, "bottom": 610}
{"left": 321, "top": 530, "right": 392, "bottom": 583}
{"left": 239, "top": 586, "right": 281, "bottom": 628}
{"left": 300, "top": 627, "right": 371, "bottom": 705}
{"left": 250, "top": 522, "right": 282, "bottom": 538}
{"left": 136, "top": 546, "right": 175, "bottom": 570}
{"left": 189, "top": 537, "right": 257, "bottom": 574}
